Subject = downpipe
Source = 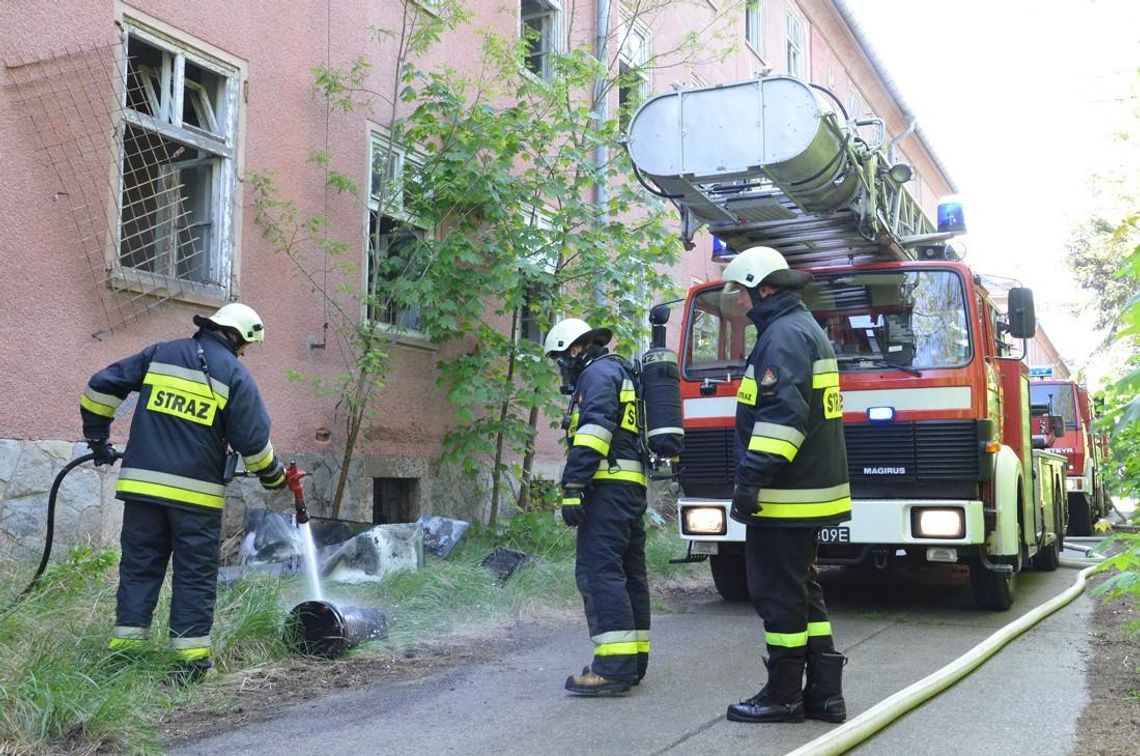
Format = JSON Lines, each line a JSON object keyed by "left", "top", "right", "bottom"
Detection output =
{"left": 785, "top": 556, "right": 1105, "bottom": 756}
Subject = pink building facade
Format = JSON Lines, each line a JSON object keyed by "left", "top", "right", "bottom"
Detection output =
{"left": 0, "top": 0, "right": 956, "bottom": 555}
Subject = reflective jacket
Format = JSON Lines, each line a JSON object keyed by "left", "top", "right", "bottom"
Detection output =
{"left": 561, "top": 349, "right": 647, "bottom": 488}
{"left": 80, "top": 329, "right": 285, "bottom": 513}
{"left": 734, "top": 290, "right": 851, "bottom": 527}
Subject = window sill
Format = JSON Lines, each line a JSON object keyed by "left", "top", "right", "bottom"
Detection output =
{"left": 108, "top": 269, "right": 230, "bottom": 309}
{"left": 368, "top": 322, "right": 438, "bottom": 352}
{"left": 745, "top": 42, "right": 768, "bottom": 68}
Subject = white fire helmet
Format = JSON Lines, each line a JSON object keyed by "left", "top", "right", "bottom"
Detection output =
{"left": 194, "top": 303, "right": 265, "bottom": 343}
{"left": 543, "top": 318, "right": 612, "bottom": 357}
{"left": 722, "top": 246, "right": 812, "bottom": 294}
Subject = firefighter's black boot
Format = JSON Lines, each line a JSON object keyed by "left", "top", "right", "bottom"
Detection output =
{"left": 804, "top": 652, "right": 847, "bottom": 723}
{"left": 726, "top": 655, "right": 806, "bottom": 723}
{"left": 565, "top": 666, "right": 632, "bottom": 696}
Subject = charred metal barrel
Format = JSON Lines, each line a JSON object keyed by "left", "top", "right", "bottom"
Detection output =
{"left": 287, "top": 600, "right": 388, "bottom": 659}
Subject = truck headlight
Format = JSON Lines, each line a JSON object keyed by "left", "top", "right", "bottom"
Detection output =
{"left": 682, "top": 506, "right": 727, "bottom": 536}
{"left": 911, "top": 507, "right": 965, "bottom": 539}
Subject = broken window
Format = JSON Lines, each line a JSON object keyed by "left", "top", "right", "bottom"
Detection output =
{"left": 119, "top": 25, "right": 237, "bottom": 296}
{"left": 617, "top": 18, "right": 650, "bottom": 131}
{"left": 521, "top": 0, "right": 561, "bottom": 81}
{"left": 367, "top": 133, "right": 430, "bottom": 332}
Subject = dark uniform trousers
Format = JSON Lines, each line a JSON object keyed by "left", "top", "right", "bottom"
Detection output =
{"left": 116, "top": 499, "right": 222, "bottom": 652}
{"left": 745, "top": 525, "right": 836, "bottom": 665}
{"left": 575, "top": 480, "right": 650, "bottom": 681}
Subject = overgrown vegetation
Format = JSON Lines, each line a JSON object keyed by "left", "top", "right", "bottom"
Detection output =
{"left": 0, "top": 519, "right": 698, "bottom": 753}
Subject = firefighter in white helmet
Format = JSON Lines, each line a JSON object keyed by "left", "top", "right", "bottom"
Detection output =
{"left": 720, "top": 246, "right": 851, "bottom": 724}
{"left": 544, "top": 318, "right": 650, "bottom": 696}
{"left": 80, "top": 302, "right": 295, "bottom": 681}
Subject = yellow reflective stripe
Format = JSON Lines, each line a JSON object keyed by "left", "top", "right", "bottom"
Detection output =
{"left": 635, "top": 629, "right": 650, "bottom": 653}
{"left": 261, "top": 469, "right": 285, "bottom": 488}
{"left": 576, "top": 424, "right": 613, "bottom": 444}
{"left": 173, "top": 646, "right": 211, "bottom": 661}
{"left": 737, "top": 364, "right": 758, "bottom": 406}
{"left": 594, "top": 642, "right": 640, "bottom": 656}
{"left": 766, "top": 630, "right": 809, "bottom": 648}
{"left": 807, "top": 622, "right": 832, "bottom": 637}
{"left": 752, "top": 422, "right": 804, "bottom": 447}
{"left": 620, "top": 378, "right": 636, "bottom": 404}
{"left": 561, "top": 497, "right": 581, "bottom": 507}
{"left": 813, "top": 358, "right": 838, "bottom": 373}
{"left": 81, "top": 388, "right": 122, "bottom": 417}
{"left": 80, "top": 395, "right": 115, "bottom": 418}
{"left": 108, "top": 637, "right": 146, "bottom": 650}
{"left": 752, "top": 497, "right": 852, "bottom": 520}
{"left": 812, "top": 371, "right": 840, "bottom": 389}
{"left": 593, "top": 469, "right": 647, "bottom": 485}
{"left": 244, "top": 443, "right": 275, "bottom": 472}
{"left": 171, "top": 635, "right": 211, "bottom": 649}
{"left": 748, "top": 436, "right": 799, "bottom": 461}
{"left": 593, "top": 630, "right": 637, "bottom": 644}
{"left": 573, "top": 433, "right": 611, "bottom": 455}
{"left": 148, "top": 362, "right": 231, "bottom": 401}
{"left": 758, "top": 483, "right": 850, "bottom": 503}
{"left": 118, "top": 479, "right": 225, "bottom": 509}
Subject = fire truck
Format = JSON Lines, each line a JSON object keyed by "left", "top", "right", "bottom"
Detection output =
{"left": 627, "top": 76, "right": 1068, "bottom": 610}
{"left": 1029, "top": 374, "right": 1109, "bottom": 535}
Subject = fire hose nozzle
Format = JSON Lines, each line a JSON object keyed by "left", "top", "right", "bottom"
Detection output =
{"left": 284, "top": 461, "right": 309, "bottom": 525}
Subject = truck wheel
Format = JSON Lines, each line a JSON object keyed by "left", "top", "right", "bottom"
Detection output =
{"left": 710, "top": 553, "right": 750, "bottom": 601}
{"left": 969, "top": 560, "right": 1016, "bottom": 611}
{"left": 1066, "top": 493, "right": 1092, "bottom": 537}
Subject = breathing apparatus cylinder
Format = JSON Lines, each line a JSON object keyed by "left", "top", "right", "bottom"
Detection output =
{"left": 639, "top": 347, "right": 684, "bottom": 461}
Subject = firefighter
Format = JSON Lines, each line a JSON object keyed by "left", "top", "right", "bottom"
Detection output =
{"left": 721, "top": 246, "right": 851, "bottom": 724}
{"left": 544, "top": 318, "right": 650, "bottom": 696}
{"left": 80, "top": 303, "right": 291, "bottom": 680}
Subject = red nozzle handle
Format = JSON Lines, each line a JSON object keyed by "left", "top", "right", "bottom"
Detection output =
{"left": 285, "top": 462, "right": 307, "bottom": 503}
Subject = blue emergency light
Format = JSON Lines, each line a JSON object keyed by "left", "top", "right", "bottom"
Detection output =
{"left": 937, "top": 198, "right": 966, "bottom": 233}
{"left": 711, "top": 235, "right": 736, "bottom": 263}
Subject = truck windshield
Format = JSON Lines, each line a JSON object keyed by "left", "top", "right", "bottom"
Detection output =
{"left": 1030, "top": 383, "right": 1078, "bottom": 429}
{"left": 683, "top": 269, "right": 972, "bottom": 377}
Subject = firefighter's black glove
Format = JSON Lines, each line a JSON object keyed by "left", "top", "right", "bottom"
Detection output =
{"left": 561, "top": 485, "right": 586, "bottom": 527}
{"left": 729, "top": 485, "right": 761, "bottom": 524}
{"left": 86, "top": 438, "right": 118, "bottom": 467}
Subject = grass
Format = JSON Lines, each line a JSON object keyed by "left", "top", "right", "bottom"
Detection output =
{"left": 0, "top": 511, "right": 699, "bottom": 754}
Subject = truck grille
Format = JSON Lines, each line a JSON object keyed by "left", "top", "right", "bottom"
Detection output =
{"left": 679, "top": 427, "right": 735, "bottom": 498}
{"left": 845, "top": 421, "right": 981, "bottom": 482}
{"left": 679, "top": 421, "right": 983, "bottom": 500}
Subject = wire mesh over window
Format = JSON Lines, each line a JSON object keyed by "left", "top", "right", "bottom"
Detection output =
{"left": 3, "top": 24, "right": 238, "bottom": 338}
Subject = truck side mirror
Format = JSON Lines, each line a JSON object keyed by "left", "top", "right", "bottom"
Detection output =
{"left": 649, "top": 304, "right": 671, "bottom": 349}
{"left": 1007, "top": 287, "right": 1036, "bottom": 339}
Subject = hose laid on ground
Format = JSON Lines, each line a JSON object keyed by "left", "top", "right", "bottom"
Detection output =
{"left": 785, "top": 556, "right": 1105, "bottom": 756}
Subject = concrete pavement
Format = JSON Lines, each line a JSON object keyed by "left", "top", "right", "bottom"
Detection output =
{"left": 170, "top": 561, "right": 1092, "bottom": 756}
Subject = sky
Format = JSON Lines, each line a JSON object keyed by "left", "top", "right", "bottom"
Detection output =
{"left": 843, "top": 0, "right": 1139, "bottom": 377}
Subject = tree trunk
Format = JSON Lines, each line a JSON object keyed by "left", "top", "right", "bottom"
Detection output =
{"left": 488, "top": 317, "right": 520, "bottom": 530}
{"left": 517, "top": 404, "right": 540, "bottom": 511}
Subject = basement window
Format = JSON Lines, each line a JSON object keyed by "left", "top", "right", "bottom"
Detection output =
{"left": 372, "top": 478, "right": 420, "bottom": 525}
{"left": 117, "top": 24, "right": 238, "bottom": 299}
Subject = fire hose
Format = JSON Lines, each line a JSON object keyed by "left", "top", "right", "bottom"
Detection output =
{"left": 785, "top": 555, "right": 1107, "bottom": 756}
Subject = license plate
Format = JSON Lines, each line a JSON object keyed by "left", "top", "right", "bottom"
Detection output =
{"left": 817, "top": 526, "right": 850, "bottom": 544}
